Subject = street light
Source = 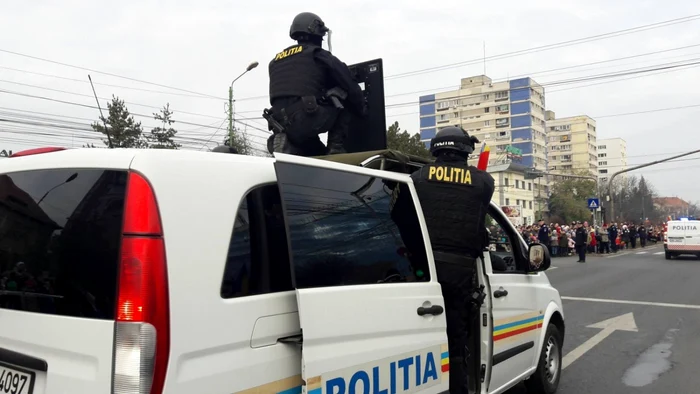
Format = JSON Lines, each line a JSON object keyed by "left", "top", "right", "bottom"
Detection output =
{"left": 38, "top": 173, "right": 78, "bottom": 204}
{"left": 227, "top": 61, "right": 259, "bottom": 149}
{"left": 607, "top": 149, "right": 700, "bottom": 222}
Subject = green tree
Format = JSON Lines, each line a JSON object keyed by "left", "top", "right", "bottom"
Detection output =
{"left": 149, "top": 104, "right": 181, "bottom": 149}
{"left": 386, "top": 121, "right": 430, "bottom": 158}
{"left": 91, "top": 96, "right": 148, "bottom": 148}
{"left": 548, "top": 174, "right": 597, "bottom": 223}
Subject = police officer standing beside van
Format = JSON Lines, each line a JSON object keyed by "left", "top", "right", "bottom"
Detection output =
{"left": 265, "top": 12, "right": 365, "bottom": 156}
{"left": 390, "top": 126, "right": 495, "bottom": 394}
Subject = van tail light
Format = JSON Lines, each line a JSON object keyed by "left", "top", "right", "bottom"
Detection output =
{"left": 113, "top": 172, "right": 169, "bottom": 394}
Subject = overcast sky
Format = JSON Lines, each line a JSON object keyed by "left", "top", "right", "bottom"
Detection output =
{"left": 1, "top": 0, "right": 699, "bottom": 200}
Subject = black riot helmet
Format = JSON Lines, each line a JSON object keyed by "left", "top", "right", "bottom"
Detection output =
{"left": 290, "top": 12, "right": 329, "bottom": 41}
{"left": 429, "top": 126, "right": 479, "bottom": 158}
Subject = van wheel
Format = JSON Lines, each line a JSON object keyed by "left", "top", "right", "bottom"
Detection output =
{"left": 665, "top": 252, "right": 671, "bottom": 260}
{"left": 526, "top": 324, "right": 562, "bottom": 394}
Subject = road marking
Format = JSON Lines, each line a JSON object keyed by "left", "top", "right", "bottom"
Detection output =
{"left": 562, "top": 296, "right": 700, "bottom": 310}
{"left": 562, "top": 313, "right": 638, "bottom": 370}
{"left": 548, "top": 266, "right": 558, "bottom": 270}
{"left": 654, "top": 252, "right": 664, "bottom": 255}
{"left": 636, "top": 252, "right": 648, "bottom": 254}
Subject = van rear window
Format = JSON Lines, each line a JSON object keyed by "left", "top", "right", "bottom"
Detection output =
{"left": 0, "top": 169, "right": 127, "bottom": 319}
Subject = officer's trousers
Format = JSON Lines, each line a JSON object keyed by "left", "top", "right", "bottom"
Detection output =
{"left": 435, "top": 257, "right": 474, "bottom": 394}
{"left": 268, "top": 102, "right": 352, "bottom": 156}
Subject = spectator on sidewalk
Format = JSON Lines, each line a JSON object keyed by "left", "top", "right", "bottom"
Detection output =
{"left": 575, "top": 221, "right": 588, "bottom": 263}
{"left": 600, "top": 225, "right": 610, "bottom": 254}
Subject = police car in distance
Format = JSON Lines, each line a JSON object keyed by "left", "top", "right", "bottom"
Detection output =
{"left": 0, "top": 147, "right": 564, "bottom": 394}
{"left": 664, "top": 218, "right": 700, "bottom": 259}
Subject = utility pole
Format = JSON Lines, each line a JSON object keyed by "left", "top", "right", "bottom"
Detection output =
{"left": 607, "top": 149, "right": 700, "bottom": 222}
{"left": 228, "top": 86, "right": 235, "bottom": 147}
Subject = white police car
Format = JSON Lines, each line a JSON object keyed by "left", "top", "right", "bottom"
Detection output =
{"left": 0, "top": 147, "right": 563, "bottom": 394}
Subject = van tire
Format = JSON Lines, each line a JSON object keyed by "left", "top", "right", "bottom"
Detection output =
{"left": 526, "top": 324, "right": 562, "bottom": 394}
{"left": 665, "top": 252, "right": 672, "bottom": 260}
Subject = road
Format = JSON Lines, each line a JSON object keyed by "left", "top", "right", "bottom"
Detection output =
{"left": 507, "top": 242, "right": 700, "bottom": 394}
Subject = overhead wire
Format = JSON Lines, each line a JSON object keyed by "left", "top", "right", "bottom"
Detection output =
{"left": 0, "top": 48, "right": 223, "bottom": 99}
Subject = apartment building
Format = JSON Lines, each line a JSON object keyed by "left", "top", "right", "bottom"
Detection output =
{"left": 487, "top": 163, "right": 543, "bottom": 225}
{"left": 597, "top": 138, "right": 627, "bottom": 183}
{"left": 545, "top": 111, "right": 598, "bottom": 177}
{"left": 418, "top": 75, "right": 548, "bottom": 172}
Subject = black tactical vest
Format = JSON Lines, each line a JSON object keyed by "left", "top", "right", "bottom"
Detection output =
{"left": 411, "top": 161, "right": 494, "bottom": 257}
{"left": 268, "top": 43, "right": 329, "bottom": 102}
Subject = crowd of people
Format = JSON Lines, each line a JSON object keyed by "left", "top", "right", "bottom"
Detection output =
{"left": 518, "top": 220, "right": 664, "bottom": 263}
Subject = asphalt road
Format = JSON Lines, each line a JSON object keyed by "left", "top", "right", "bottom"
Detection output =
{"left": 507, "top": 242, "right": 700, "bottom": 394}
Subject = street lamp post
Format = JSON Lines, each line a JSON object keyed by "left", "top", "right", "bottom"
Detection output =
{"left": 607, "top": 149, "right": 700, "bottom": 222}
{"left": 227, "top": 61, "right": 259, "bottom": 151}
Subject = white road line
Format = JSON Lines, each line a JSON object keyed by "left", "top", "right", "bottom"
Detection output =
{"left": 636, "top": 252, "right": 648, "bottom": 255}
{"left": 548, "top": 266, "right": 559, "bottom": 270}
{"left": 562, "top": 296, "right": 700, "bottom": 310}
{"left": 654, "top": 252, "right": 665, "bottom": 255}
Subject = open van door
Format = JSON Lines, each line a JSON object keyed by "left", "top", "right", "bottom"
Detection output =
{"left": 273, "top": 153, "right": 450, "bottom": 394}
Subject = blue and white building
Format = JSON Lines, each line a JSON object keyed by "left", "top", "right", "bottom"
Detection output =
{"left": 418, "top": 75, "right": 548, "bottom": 171}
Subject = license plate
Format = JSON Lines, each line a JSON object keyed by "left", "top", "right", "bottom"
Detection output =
{"left": 0, "top": 363, "right": 35, "bottom": 394}
{"left": 669, "top": 238, "right": 683, "bottom": 243}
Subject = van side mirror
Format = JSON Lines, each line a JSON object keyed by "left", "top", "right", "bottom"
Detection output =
{"left": 528, "top": 243, "right": 551, "bottom": 272}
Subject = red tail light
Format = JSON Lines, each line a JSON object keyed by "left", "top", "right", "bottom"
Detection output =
{"left": 114, "top": 172, "right": 169, "bottom": 394}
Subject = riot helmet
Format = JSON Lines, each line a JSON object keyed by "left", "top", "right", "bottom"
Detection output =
{"left": 429, "top": 126, "right": 478, "bottom": 158}
{"left": 290, "top": 12, "right": 329, "bottom": 41}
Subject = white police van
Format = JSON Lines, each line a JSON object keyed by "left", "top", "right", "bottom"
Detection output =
{"left": 664, "top": 218, "right": 700, "bottom": 259}
{"left": 0, "top": 147, "right": 564, "bottom": 394}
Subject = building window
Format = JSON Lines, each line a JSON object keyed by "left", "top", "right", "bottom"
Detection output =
{"left": 599, "top": 169, "right": 608, "bottom": 174}
{"left": 496, "top": 104, "right": 509, "bottom": 113}
{"left": 599, "top": 161, "right": 607, "bottom": 166}
{"left": 601, "top": 177, "right": 608, "bottom": 182}
{"left": 516, "top": 199, "right": 520, "bottom": 205}
{"left": 483, "top": 94, "right": 490, "bottom": 100}
{"left": 485, "top": 107, "right": 490, "bottom": 113}
{"left": 551, "top": 124, "right": 571, "bottom": 132}
{"left": 495, "top": 91, "right": 508, "bottom": 100}
{"left": 484, "top": 120, "right": 491, "bottom": 126}
{"left": 598, "top": 145, "right": 606, "bottom": 149}
{"left": 504, "top": 178, "right": 509, "bottom": 187}
{"left": 529, "top": 201, "right": 533, "bottom": 210}
{"left": 598, "top": 153, "right": 607, "bottom": 158}
{"left": 528, "top": 183, "right": 532, "bottom": 191}
{"left": 515, "top": 180, "right": 520, "bottom": 188}
{"left": 505, "top": 198, "right": 510, "bottom": 205}
{"left": 496, "top": 118, "right": 509, "bottom": 127}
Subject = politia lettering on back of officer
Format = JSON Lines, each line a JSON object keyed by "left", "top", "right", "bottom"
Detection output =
{"left": 263, "top": 12, "right": 366, "bottom": 157}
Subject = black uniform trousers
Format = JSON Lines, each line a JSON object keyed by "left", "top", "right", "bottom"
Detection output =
{"left": 268, "top": 99, "right": 351, "bottom": 156}
{"left": 434, "top": 253, "right": 475, "bottom": 394}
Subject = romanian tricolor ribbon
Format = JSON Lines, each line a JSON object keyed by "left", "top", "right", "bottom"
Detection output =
{"left": 477, "top": 144, "right": 490, "bottom": 171}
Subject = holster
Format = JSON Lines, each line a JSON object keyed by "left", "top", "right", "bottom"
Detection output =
{"left": 301, "top": 95, "right": 318, "bottom": 114}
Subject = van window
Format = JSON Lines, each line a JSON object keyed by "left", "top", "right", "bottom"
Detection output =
{"left": 0, "top": 169, "right": 127, "bottom": 319}
{"left": 275, "top": 164, "right": 430, "bottom": 289}
{"left": 221, "top": 184, "right": 293, "bottom": 298}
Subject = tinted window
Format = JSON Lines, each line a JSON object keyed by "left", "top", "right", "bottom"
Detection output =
{"left": 275, "top": 163, "right": 429, "bottom": 289}
{"left": 0, "top": 169, "right": 127, "bottom": 319}
{"left": 221, "top": 185, "right": 293, "bottom": 298}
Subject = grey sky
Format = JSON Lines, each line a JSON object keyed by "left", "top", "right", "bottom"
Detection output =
{"left": 1, "top": 0, "right": 699, "bottom": 200}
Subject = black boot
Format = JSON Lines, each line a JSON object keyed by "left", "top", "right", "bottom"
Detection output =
{"left": 327, "top": 129, "right": 347, "bottom": 155}
{"left": 269, "top": 133, "right": 303, "bottom": 155}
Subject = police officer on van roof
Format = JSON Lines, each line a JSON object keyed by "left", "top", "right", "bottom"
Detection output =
{"left": 265, "top": 12, "right": 365, "bottom": 157}
{"left": 389, "top": 126, "right": 495, "bottom": 394}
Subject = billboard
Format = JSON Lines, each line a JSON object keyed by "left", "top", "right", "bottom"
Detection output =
{"left": 501, "top": 205, "right": 523, "bottom": 225}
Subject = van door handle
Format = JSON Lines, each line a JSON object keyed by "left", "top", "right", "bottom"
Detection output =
{"left": 417, "top": 305, "right": 444, "bottom": 316}
{"left": 494, "top": 289, "right": 508, "bottom": 298}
